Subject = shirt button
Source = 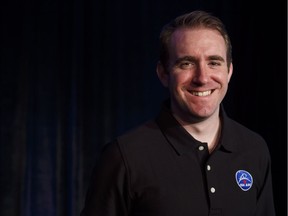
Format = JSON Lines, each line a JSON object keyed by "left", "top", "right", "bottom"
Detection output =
{"left": 207, "top": 165, "right": 211, "bottom": 171}
{"left": 198, "top": 146, "right": 204, "bottom": 151}
{"left": 210, "top": 187, "right": 216, "bottom": 193}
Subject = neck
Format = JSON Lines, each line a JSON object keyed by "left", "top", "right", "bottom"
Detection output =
{"left": 174, "top": 112, "right": 221, "bottom": 153}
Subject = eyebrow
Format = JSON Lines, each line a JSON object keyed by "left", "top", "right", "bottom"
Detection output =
{"left": 174, "top": 56, "right": 197, "bottom": 65}
{"left": 174, "top": 55, "right": 225, "bottom": 65}
{"left": 207, "top": 55, "right": 225, "bottom": 62}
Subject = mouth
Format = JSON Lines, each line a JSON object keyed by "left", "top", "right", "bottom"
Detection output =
{"left": 189, "top": 90, "right": 213, "bottom": 97}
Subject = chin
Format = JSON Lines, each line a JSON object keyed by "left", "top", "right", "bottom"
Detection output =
{"left": 189, "top": 106, "right": 216, "bottom": 119}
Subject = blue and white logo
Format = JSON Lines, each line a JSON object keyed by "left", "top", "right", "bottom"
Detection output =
{"left": 235, "top": 170, "right": 253, "bottom": 191}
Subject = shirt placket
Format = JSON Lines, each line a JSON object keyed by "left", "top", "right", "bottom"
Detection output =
{"left": 197, "top": 143, "right": 222, "bottom": 216}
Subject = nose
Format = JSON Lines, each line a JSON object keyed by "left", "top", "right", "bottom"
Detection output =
{"left": 192, "top": 64, "right": 209, "bottom": 85}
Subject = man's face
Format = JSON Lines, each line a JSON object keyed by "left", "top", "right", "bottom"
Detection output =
{"left": 157, "top": 27, "right": 233, "bottom": 123}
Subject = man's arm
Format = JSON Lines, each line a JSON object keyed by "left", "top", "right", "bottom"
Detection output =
{"left": 81, "top": 141, "right": 131, "bottom": 216}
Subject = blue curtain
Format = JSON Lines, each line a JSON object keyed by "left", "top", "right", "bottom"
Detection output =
{"left": 0, "top": 0, "right": 286, "bottom": 215}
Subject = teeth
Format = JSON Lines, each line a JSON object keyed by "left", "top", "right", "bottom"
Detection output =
{"left": 191, "top": 90, "right": 212, "bottom": 96}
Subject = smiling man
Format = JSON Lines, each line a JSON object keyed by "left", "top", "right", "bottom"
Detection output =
{"left": 157, "top": 26, "right": 233, "bottom": 153}
{"left": 81, "top": 11, "right": 276, "bottom": 216}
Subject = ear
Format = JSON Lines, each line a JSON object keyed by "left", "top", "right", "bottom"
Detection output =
{"left": 227, "top": 62, "right": 233, "bottom": 83}
{"left": 156, "top": 61, "right": 169, "bottom": 87}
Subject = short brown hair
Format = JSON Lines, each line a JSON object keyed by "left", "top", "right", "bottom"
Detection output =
{"left": 159, "top": 10, "right": 232, "bottom": 68}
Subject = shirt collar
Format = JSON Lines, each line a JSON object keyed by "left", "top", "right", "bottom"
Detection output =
{"left": 218, "top": 106, "right": 240, "bottom": 153}
{"left": 155, "top": 100, "right": 238, "bottom": 155}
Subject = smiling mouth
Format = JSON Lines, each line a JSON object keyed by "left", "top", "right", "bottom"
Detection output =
{"left": 189, "top": 90, "right": 212, "bottom": 97}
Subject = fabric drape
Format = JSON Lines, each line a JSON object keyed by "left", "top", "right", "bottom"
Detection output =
{"left": 0, "top": 0, "right": 286, "bottom": 216}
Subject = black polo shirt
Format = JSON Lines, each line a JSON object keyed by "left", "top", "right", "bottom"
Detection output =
{"left": 81, "top": 103, "right": 275, "bottom": 216}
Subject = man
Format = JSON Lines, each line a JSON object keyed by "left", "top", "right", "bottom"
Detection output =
{"left": 81, "top": 10, "right": 275, "bottom": 216}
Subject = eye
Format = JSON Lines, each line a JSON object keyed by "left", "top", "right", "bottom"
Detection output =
{"left": 179, "top": 61, "right": 195, "bottom": 69}
{"left": 209, "top": 61, "right": 221, "bottom": 67}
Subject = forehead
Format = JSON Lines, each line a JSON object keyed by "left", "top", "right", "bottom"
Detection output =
{"left": 169, "top": 27, "right": 226, "bottom": 57}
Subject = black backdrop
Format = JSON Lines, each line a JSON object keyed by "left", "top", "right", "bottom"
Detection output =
{"left": 1, "top": 0, "right": 287, "bottom": 215}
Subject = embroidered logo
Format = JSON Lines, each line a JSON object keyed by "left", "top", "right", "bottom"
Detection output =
{"left": 235, "top": 170, "right": 253, "bottom": 191}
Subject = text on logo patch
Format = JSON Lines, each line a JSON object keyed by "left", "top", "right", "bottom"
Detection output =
{"left": 235, "top": 170, "right": 253, "bottom": 191}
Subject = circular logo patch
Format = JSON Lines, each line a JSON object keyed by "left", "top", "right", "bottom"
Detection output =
{"left": 235, "top": 170, "right": 253, "bottom": 191}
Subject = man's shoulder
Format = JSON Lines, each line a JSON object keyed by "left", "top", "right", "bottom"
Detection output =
{"left": 225, "top": 117, "right": 269, "bottom": 155}
{"left": 101, "top": 119, "right": 169, "bottom": 163}
{"left": 228, "top": 118, "right": 265, "bottom": 140}
{"left": 99, "top": 120, "right": 161, "bottom": 161}
{"left": 117, "top": 119, "right": 163, "bottom": 145}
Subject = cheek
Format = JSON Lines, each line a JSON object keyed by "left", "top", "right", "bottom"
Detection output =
{"left": 222, "top": 74, "right": 231, "bottom": 85}
{"left": 213, "top": 72, "right": 230, "bottom": 85}
{"left": 170, "top": 72, "right": 191, "bottom": 87}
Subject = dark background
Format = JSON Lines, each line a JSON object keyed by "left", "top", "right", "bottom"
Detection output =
{"left": 1, "top": 0, "right": 287, "bottom": 215}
